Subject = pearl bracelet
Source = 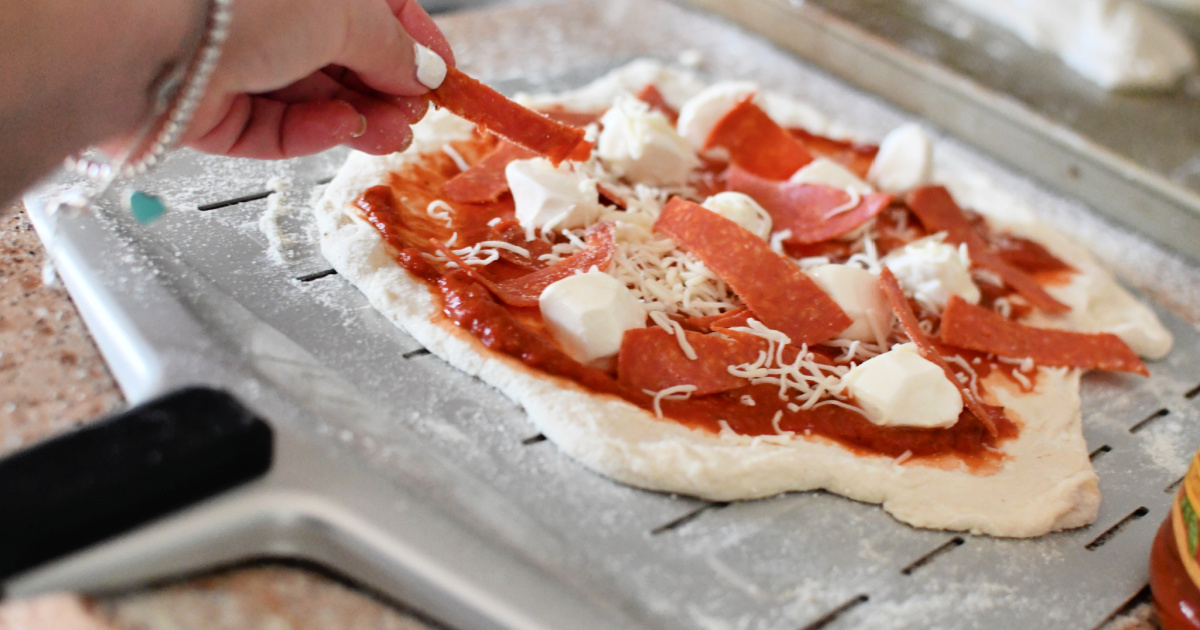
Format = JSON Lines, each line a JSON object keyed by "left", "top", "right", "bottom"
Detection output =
{"left": 62, "top": 0, "right": 232, "bottom": 223}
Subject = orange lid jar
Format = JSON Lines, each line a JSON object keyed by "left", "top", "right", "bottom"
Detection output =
{"left": 1151, "top": 447, "right": 1200, "bottom": 629}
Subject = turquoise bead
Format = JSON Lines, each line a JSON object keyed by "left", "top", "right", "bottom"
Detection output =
{"left": 127, "top": 190, "right": 166, "bottom": 224}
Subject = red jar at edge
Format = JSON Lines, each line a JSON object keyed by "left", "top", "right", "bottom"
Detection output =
{"left": 1151, "top": 447, "right": 1200, "bottom": 629}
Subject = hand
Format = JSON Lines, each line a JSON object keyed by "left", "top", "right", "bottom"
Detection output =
{"left": 184, "top": 0, "right": 454, "bottom": 159}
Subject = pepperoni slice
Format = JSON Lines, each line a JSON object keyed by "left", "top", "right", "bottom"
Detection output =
{"left": 685, "top": 306, "right": 749, "bottom": 332}
{"left": 704, "top": 99, "right": 813, "bottom": 180}
{"left": 789, "top": 128, "right": 879, "bottom": 179}
{"left": 654, "top": 197, "right": 851, "bottom": 345}
{"left": 706, "top": 307, "right": 755, "bottom": 331}
{"left": 939, "top": 296, "right": 1147, "bottom": 375}
{"left": 538, "top": 107, "right": 603, "bottom": 128}
{"left": 442, "top": 141, "right": 536, "bottom": 203}
{"left": 990, "top": 234, "right": 1074, "bottom": 274}
{"left": 491, "top": 222, "right": 616, "bottom": 307}
{"left": 713, "top": 327, "right": 840, "bottom": 368}
{"left": 438, "top": 270, "right": 635, "bottom": 400}
{"left": 618, "top": 327, "right": 758, "bottom": 395}
{"left": 597, "top": 184, "right": 628, "bottom": 209}
{"left": 453, "top": 220, "right": 549, "bottom": 273}
{"left": 426, "top": 238, "right": 508, "bottom": 301}
{"left": 879, "top": 268, "right": 1003, "bottom": 437}
{"left": 907, "top": 186, "right": 1069, "bottom": 314}
{"left": 634, "top": 84, "right": 679, "bottom": 125}
{"left": 430, "top": 67, "right": 589, "bottom": 164}
{"left": 726, "top": 166, "right": 893, "bottom": 244}
{"left": 491, "top": 221, "right": 552, "bottom": 268}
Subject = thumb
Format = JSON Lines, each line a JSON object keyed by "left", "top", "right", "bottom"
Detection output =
{"left": 336, "top": 0, "right": 454, "bottom": 98}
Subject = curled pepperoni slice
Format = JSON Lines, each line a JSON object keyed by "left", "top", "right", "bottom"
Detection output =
{"left": 654, "top": 197, "right": 851, "bottom": 345}
{"left": 634, "top": 84, "right": 679, "bottom": 125}
{"left": 789, "top": 129, "right": 879, "bottom": 179}
{"left": 442, "top": 141, "right": 536, "bottom": 203}
{"left": 685, "top": 306, "right": 749, "bottom": 332}
{"left": 907, "top": 186, "right": 1069, "bottom": 314}
{"left": 492, "top": 222, "right": 616, "bottom": 307}
{"left": 727, "top": 166, "right": 893, "bottom": 244}
{"left": 430, "top": 67, "right": 589, "bottom": 164}
{"left": 704, "top": 99, "right": 813, "bottom": 180}
{"left": 940, "top": 296, "right": 1147, "bottom": 376}
{"left": 618, "top": 327, "right": 758, "bottom": 395}
{"left": 692, "top": 306, "right": 754, "bottom": 332}
{"left": 879, "top": 268, "right": 1004, "bottom": 438}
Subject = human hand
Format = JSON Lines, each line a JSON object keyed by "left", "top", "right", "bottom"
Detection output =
{"left": 183, "top": 0, "right": 453, "bottom": 159}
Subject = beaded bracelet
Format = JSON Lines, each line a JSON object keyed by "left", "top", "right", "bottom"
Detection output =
{"left": 61, "top": 0, "right": 233, "bottom": 224}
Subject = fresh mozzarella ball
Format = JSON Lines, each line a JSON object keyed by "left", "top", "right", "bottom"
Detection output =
{"left": 506, "top": 158, "right": 602, "bottom": 235}
{"left": 842, "top": 343, "right": 964, "bottom": 429}
{"left": 867, "top": 124, "right": 933, "bottom": 193}
{"left": 883, "top": 235, "right": 981, "bottom": 311}
{"left": 700, "top": 192, "right": 773, "bottom": 240}
{"left": 806, "top": 264, "right": 891, "bottom": 343}
{"left": 413, "top": 43, "right": 448, "bottom": 89}
{"left": 539, "top": 270, "right": 646, "bottom": 365}
{"left": 597, "top": 94, "right": 700, "bottom": 186}
{"left": 788, "top": 157, "right": 873, "bottom": 193}
{"left": 675, "top": 81, "right": 758, "bottom": 151}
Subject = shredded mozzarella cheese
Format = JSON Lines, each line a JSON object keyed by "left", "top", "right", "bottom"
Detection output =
{"left": 644, "top": 385, "right": 698, "bottom": 419}
{"left": 442, "top": 145, "right": 470, "bottom": 172}
{"left": 426, "top": 200, "right": 454, "bottom": 227}
{"left": 725, "top": 318, "right": 852, "bottom": 409}
{"left": 648, "top": 310, "right": 697, "bottom": 360}
{"left": 823, "top": 187, "right": 862, "bottom": 218}
{"left": 770, "top": 410, "right": 795, "bottom": 438}
{"left": 942, "top": 354, "right": 981, "bottom": 401}
{"left": 1010, "top": 368, "right": 1033, "bottom": 390}
{"left": 769, "top": 229, "right": 793, "bottom": 255}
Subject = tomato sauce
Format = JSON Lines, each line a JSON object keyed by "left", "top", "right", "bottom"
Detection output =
{"left": 352, "top": 119, "right": 1039, "bottom": 469}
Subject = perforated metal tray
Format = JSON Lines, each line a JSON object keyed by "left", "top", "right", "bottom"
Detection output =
{"left": 682, "top": 0, "right": 1200, "bottom": 266}
{"left": 12, "top": 1, "right": 1200, "bottom": 628}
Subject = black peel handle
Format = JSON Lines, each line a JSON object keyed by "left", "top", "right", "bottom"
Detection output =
{"left": 0, "top": 387, "right": 273, "bottom": 582}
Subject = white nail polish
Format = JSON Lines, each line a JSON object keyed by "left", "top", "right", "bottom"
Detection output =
{"left": 414, "top": 43, "right": 447, "bottom": 89}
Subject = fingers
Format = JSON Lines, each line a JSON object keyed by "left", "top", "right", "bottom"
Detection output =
{"left": 186, "top": 63, "right": 431, "bottom": 160}
{"left": 182, "top": 0, "right": 453, "bottom": 160}
{"left": 270, "top": 70, "right": 430, "bottom": 147}
{"left": 337, "top": 92, "right": 422, "bottom": 154}
{"left": 187, "top": 95, "right": 415, "bottom": 159}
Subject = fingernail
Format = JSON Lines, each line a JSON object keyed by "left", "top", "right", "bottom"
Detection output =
{"left": 352, "top": 114, "right": 368, "bottom": 138}
{"left": 414, "top": 42, "right": 447, "bottom": 89}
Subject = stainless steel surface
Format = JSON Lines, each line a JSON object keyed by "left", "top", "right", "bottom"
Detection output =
{"left": 681, "top": 0, "right": 1200, "bottom": 266}
{"left": 13, "top": 0, "right": 1200, "bottom": 628}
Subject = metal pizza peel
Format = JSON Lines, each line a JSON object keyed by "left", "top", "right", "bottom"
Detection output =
{"left": 7, "top": 1, "right": 1200, "bottom": 628}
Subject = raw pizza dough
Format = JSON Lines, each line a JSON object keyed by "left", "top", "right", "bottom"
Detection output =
{"left": 312, "top": 60, "right": 1172, "bottom": 537}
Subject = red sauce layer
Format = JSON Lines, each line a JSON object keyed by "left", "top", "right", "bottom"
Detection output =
{"left": 350, "top": 115, "right": 1050, "bottom": 468}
